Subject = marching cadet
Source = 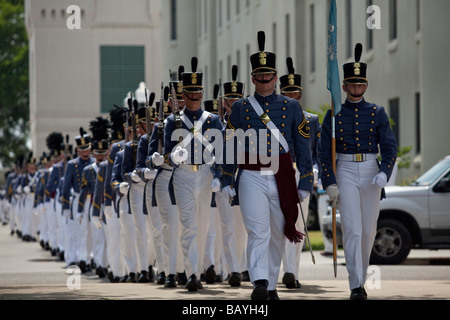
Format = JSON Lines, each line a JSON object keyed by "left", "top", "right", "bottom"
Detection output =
{"left": 123, "top": 95, "right": 161, "bottom": 283}
{"left": 35, "top": 152, "right": 51, "bottom": 250}
{"left": 43, "top": 132, "right": 65, "bottom": 255}
{"left": 61, "top": 128, "right": 94, "bottom": 268}
{"left": 164, "top": 57, "right": 224, "bottom": 292}
{"left": 134, "top": 84, "right": 166, "bottom": 284}
{"left": 220, "top": 31, "right": 313, "bottom": 300}
{"left": 111, "top": 112, "right": 139, "bottom": 282}
{"left": 221, "top": 69, "right": 250, "bottom": 283}
{"left": 318, "top": 43, "right": 397, "bottom": 300}
{"left": 147, "top": 67, "right": 187, "bottom": 287}
{"left": 206, "top": 67, "right": 246, "bottom": 287}
{"left": 104, "top": 106, "right": 129, "bottom": 281}
{"left": 20, "top": 152, "right": 39, "bottom": 242}
{"left": 46, "top": 135, "right": 72, "bottom": 260}
{"left": 78, "top": 117, "right": 111, "bottom": 277}
{"left": 92, "top": 109, "right": 127, "bottom": 283}
{"left": 279, "top": 57, "right": 321, "bottom": 289}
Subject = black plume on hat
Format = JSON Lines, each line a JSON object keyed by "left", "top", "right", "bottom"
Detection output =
{"left": 191, "top": 57, "right": 198, "bottom": 73}
{"left": 286, "top": 57, "right": 295, "bottom": 74}
{"left": 355, "top": 43, "right": 363, "bottom": 63}
{"left": 46, "top": 132, "right": 63, "bottom": 152}
{"left": 89, "top": 116, "right": 111, "bottom": 142}
{"left": 258, "top": 31, "right": 265, "bottom": 52}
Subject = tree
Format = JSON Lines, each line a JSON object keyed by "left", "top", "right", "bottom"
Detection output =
{"left": 0, "top": 0, "right": 29, "bottom": 168}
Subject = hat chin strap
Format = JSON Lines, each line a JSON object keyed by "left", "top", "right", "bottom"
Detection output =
{"left": 254, "top": 74, "right": 276, "bottom": 84}
{"left": 184, "top": 92, "right": 201, "bottom": 102}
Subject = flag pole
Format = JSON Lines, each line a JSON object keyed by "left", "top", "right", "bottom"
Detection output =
{"left": 331, "top": 100, "right": 338, "bottom": 278}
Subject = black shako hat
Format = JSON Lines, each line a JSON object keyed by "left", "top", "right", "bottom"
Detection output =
{"left": 250, "top": 31, "right": 277, "bottom": 75}
{"left": 182, "top": 57, "right": 203, "bottom": 93}
{"left": 223, "top": 65, "right": 244, "bottom": 99}
{"left": 343, "top": 43, "right": 368, "bottom": 84}
{"left": 280, "top": 57, "right": 303, "bottom": 93}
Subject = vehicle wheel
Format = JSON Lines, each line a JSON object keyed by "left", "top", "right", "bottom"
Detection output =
{"left": 370, "top": 219, "right": 412, "bottom": 265}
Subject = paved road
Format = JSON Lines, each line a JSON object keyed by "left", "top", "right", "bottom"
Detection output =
{"left": 1, "top": 223, "right": 450, "bottom": 301}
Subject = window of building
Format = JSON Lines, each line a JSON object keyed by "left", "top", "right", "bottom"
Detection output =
{"left": 416, "top": 0, "right": 421, "bottom": 32}
{"left": 310, "top": 4, "right": 315, "bottom": 73}
{"left": 415, "top": 92, "right": 421, "bottom": 154}
{"left": 389, "top": 0, "right": 397, "bottom": 40}
{"left": 272, "top": 23, "right": 277, "bottom": 54}
{"left": 100, "top": 45, "right": 145, "bottom": 114}
{"left": 366, "top": 0, "right": 373, "bottom": 50}
{"left": 346, "top": 0, "right": 352, "bottom": 58}
{"left": 170, "top": 0, "right": 177, "bottom": 40}
{"left": 236, "top": 0, "right": 240, "bottom": 15}
{"left": 389, "top": 98, "right": 400, "bottom": 143}
{"left": 285, "top": 14, "right": 290, "bottom": 57}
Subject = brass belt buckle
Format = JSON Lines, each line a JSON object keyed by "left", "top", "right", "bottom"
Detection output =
{"left": 192, "top": 164, "right": 200, "bottom": 172}
{"left": 354, "top": 154, "right": 364, "bottom": 162}
{"left": 260, "top": 113, "right": 271, "bottom": 125}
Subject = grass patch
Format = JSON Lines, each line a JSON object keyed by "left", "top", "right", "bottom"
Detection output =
{"left": 303, "top": 230, "right": 325, "bottom": 251}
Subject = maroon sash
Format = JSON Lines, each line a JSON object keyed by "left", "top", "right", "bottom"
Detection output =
{"left": 239, "top": 152, "right": 304, "bottom": 243}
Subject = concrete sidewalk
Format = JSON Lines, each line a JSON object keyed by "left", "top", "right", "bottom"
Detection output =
{"left": 1, "top": 224, "right": 450, "bottom": 300}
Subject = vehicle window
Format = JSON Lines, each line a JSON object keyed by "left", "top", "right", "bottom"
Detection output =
{"left": 413, "top": 159, "right": 450, "bottom": 186}
{"left": 433, "top": 171, "right": 450, "bottom": 193}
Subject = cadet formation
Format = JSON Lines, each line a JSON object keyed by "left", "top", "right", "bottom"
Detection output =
{"left": 0, "top": 32, "right": 397, "bottom": 301}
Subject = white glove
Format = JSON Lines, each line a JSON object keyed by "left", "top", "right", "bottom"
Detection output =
{"left": 151, "top": 152, "right": 165, "bottom": 167}
{"left": 130, "top": 170, "right": 141, "bottom": 183}
{"left": 171, "top": 146, "right": 188, "bottom": 166}
{"left": 63, "top": 209, "right": 71, "bottom": 219}
{"left": 211, "top": 178, "right": 221, "bottom": 193}
{"left": 119, "top": 182, "right": 130, "bottom": 195}
{"left": 76, "top": 212, "right": 83, "bottom": 224}
{"left": 326, "top": 184, "right": 339, "bottom": 208}
{"left": 23, "top": 186, "right": 31, "bottom": 194}
{"left": 372, "top": 171, "right": 388, "bottom": 188}
{"left": 313, "top": 165, "right": 319, "bottom": 182}
{"left": 16, "top": 186, "right": 22, "bottom": 194}
{"left": 298, "top": 189, "right": 310, "bottom": 203}
{"left": 222, "top": 186, "right": 236, "bottom": 199}
{"left": 104, "top": 206, "right": 113, "bottom": 219}
{"left": 92, "top": 216, "right": 102, "bottom": 230}
{"left": 144, "top": 168, "right": 157, "bottom": 180}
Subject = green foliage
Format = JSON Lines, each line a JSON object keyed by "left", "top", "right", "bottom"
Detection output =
{"left": 0, "top": 0, "right": 30, "bottom": 168}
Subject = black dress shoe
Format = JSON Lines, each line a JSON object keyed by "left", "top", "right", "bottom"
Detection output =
{"left": 79, "top": 260, "right": 87, "bottom": 273}
{"left": 282, "top": 272, "right": 296, "bottom": 289}
{"left": 96, "top": 267, "right": 106, "bottom": 278}
{"left": 120, "top": 275, "right": 128, "bottom": 283}
{"left": 138, "top": 271, "right": 150, "bottom": 283}
{"left": 251, "top": 280, "right": 269, "bottom": 300}
{"left": 164, "top": 274, "right": 177, "bottom": 288}
{"left": 350, "top": 287, "right": 367, "bottom": 300}
{"left": 268, "top": 290, "right": 280, "bottom": 300}
{"left": 148, "top": 266, "right": 155, "bottom": 282}
{"left": 107, "top": 271, "right": 114, "bottom": 282}
{"left": 157, "top": 271, "right": 166, "bottom": 285}
{"left": 362, "top": 286, "right": 368, "bottom": 299}
{"left": 127, "top": 272, "right": 137, "bottom": 283}
{"left": 186, "top": 274, "right": 203, "bottom": 292}
{"left": 241, "top": 270, "right": 250, "bottom": 281}
{"left": 295, "top": 280, "right": 302, "bottom": 288}
{"left": 177, "top": 272, "right": 187, "bottom": 285}
{"left": 205, "top": 265, "right": 216, "bottom": 284}
{"left": 112, "top": 276, "right": 121, "bottom": 283}
{"left": 228, "top": 272, "right": 241, "bottom": 287}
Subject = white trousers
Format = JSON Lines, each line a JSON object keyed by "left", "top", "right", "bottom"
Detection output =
{"left": 55, "top": 197, "right": 65, "bottom": 252}
{"left": 215, "top": 191, "right": 241, "bottom": 273}
{"left": 46, "top": 201, "right": 58, "bottom": 249}
{"left": 117, "top": 198, "right": 138, "bottom": 275}
{"left": 129, "top": 182, "right": 153, "bottom": 272}
{"left": 173, "top": 164, "right": 212, "bottom": 278}
{"left": 21, "top": 193, "right": 35, "bottom": 237}
{"left": 283, "top": 195, "right": 310, "bottom": 280}
{"left": 89, "top": 205, "right": 106, "bottom": 267}
{"left": 76, "top": 199, "right": 91, "bottom": 263}
{"left": 104, "top": 207, "right": 123, "bottom": 277}
{"left": 238, "top": 170, "right": 285, "bottom": 291}
{"left": 145, "top": 180, "right": 166, "bottom": 273}
{"left": 154, "top": 169, "right": 184, "bottom": 275}
{"left": 336, "top": 158, "right": 381, "bottom": 290}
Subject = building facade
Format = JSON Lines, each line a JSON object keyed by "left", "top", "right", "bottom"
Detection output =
{"left": 26, "top": 0, "right": 450, "bottom": 183}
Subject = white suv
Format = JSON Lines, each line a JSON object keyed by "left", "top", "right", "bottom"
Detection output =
{"left": 321, "top": 155, "right": 450, "bottom": 264}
